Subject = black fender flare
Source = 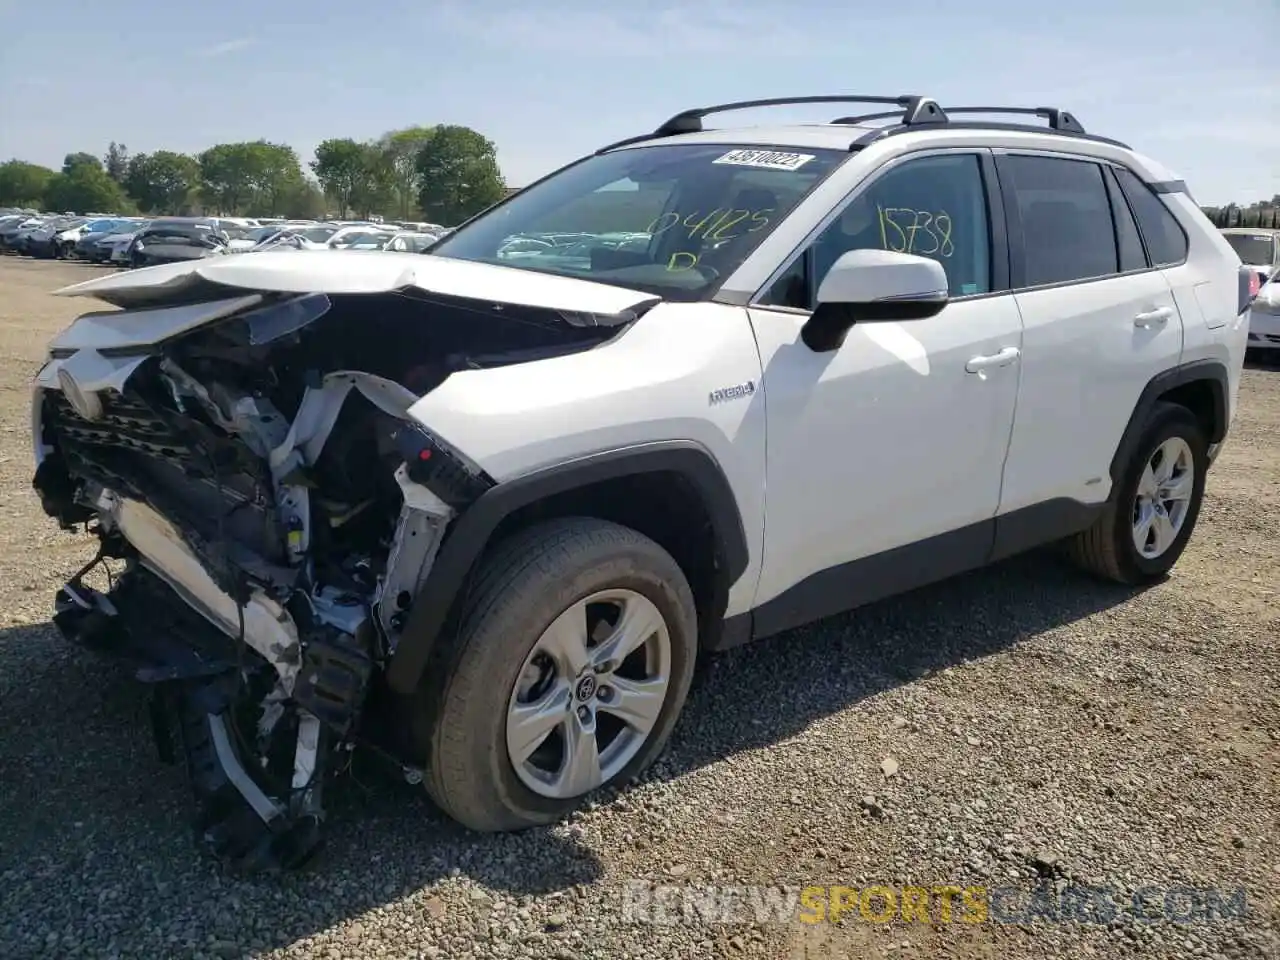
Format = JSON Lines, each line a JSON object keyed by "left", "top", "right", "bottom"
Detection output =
{"left": 384, "top": 440, "right": 750, "bottom": 694}
{"left": 1109, "top": 359, "right": 1229, "bottom": 486}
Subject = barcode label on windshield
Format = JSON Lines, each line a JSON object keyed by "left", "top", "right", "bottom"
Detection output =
{"left": 713, "top": 149, "right": 815, "bottom": 171}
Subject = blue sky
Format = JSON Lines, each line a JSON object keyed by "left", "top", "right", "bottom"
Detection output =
{"left": 0, "top": 0, "right": 1275, "bottom": 205}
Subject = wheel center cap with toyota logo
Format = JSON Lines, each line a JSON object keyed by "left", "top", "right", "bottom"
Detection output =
{"left": 574, "top": 675, "right": 597, "bottom": 701}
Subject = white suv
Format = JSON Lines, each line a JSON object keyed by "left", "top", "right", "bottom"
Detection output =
{"left": 31, "top": 96, "right": 1252, "bottom": 870}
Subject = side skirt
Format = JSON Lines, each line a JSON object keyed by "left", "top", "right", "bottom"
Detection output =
{"left": 713, "top": 498, "right": 1105, "bottom": 649}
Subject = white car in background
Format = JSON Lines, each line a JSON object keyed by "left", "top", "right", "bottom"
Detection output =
{"left": 326, "top": 225, "right": 398, "bottom": 249}
{"left": 383, "top": 231, "right": 443, "bottom": 252}
{"left": 1221, "top": 228, "right": 1278, "bottom": 286}
{"left": 249, "top": 223, "right": 344, "bottom": 251}
{"left": 226, "top": 222, "right": 319, "bottom": 252}
{"left": 1248, "top": 274, "right": 1280, "bottom": 352}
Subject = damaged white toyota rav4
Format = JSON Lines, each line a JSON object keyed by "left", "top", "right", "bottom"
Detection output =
{"left": 32, "top": 96, "right": 1252, "bottom": 870}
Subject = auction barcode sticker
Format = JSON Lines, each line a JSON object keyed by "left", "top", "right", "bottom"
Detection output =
{"left": 713, "top": 149, "right": 815, "bottom": 171}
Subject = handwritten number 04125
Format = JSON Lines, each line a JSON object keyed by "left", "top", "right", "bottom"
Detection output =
{"left": 877, "top": 206, "right": 954, "bottom": 258}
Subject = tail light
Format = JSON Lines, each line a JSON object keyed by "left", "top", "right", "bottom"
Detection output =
{"left": 1240, "top": 265, "right": 1261, "bottom": 314}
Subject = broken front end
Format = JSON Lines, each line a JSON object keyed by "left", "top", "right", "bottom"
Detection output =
{"left": 31, "top": 286, "right": 618, "bottom": 870}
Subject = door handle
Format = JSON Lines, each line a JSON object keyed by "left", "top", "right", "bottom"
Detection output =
{"left": 1134, "top": 306, "right": 1174, "bottom": 328}
{"left": 965, "top": 346, "right": 1021, "bottom": 374}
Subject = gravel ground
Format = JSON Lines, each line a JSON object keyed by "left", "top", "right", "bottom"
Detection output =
{"left": 0, "top": 256, "right": 1276, "bottom": 960}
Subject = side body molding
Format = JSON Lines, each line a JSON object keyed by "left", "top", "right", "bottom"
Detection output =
{"left": 384, "top": 440, "right": 750, "bottom": 694}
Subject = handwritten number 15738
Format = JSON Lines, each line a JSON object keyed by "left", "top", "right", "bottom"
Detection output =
{"left": 877, "top": 206, "right": 955, "bottom": 258}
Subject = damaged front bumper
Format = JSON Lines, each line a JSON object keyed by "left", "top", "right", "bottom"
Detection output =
{"left": 30, "top": 304, "right": 496, "bottom": 870}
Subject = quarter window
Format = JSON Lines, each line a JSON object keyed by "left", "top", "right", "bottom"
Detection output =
{"left": 1002, "top": 155, "right": 1118, "bottom": 286}
{"left": 1112, "top": 167, "right": 1189, "bottom": 266}
{"left": 761, "top": 153, "right": 992, "bottom": 308}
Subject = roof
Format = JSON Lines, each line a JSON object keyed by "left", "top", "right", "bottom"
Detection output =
{"left": 1221, "top": 226, "right": 1279, "bottom": 235}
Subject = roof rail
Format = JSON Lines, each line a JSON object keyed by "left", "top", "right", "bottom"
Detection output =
{"left": 596, "top": 96, "right": 1130, "bottom": 155}
{"left": 595, "top": 95, "right": 937, "bottom": 154}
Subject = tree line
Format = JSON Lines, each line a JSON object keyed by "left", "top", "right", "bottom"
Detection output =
{"left": 1201, "top": 196, "right": 1280, "bottom": 230}
{"left": 0, "top": 124, "right": 508, "bottom": 224}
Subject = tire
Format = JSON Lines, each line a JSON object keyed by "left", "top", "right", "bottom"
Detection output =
{"left": 420, "top": 517, "right": 698, "bottom": 832}
{"left": 1068, "top": 401, "right": 1208, "bottom": 584}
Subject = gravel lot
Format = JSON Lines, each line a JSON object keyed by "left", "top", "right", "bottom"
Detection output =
{"left": 0, "top": 256, "right": 1276, "bottom": 960}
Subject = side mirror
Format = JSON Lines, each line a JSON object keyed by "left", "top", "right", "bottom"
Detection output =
{"left": 801, "top": 249, "right": 950, "bottom": 352}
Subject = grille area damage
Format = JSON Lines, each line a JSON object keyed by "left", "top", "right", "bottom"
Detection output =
{"left": 33, "top": 287, "right": 621, "bottom": 870}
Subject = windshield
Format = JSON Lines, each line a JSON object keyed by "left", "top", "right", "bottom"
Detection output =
{"left": 430, "top": 143, "right": 847, "bottom": 299}
{"left": 1223, "top": 232, "right": 1276, "bottom": 267}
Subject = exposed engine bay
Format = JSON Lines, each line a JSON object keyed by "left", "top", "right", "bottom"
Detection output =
{"left": 32, "top": 287, "right": 623, "bottom": 870}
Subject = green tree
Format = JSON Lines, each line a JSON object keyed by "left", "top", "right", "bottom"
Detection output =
{"left": 125, "top": 150, "right": 201, "bottom": 214}
{"left": 104, "top": 142, "right": 129, "bottom": 183}
{"left": 43, "top": 164, "right": 134, "bottom": 213}
{"left": 276, "top": 178, "right": 328, "bottom": 219}
{"left": 0, "top": 160, "right": 56, "bottom": 207}
{"left": 377, "top": 125, "right": 434, "bottom": 218}
{"left": 198, "top": 141, "right": 302, "bottom": 214}
{"left": 253, "top": 142, "right": 306, "bottom": 216}
{"left": 62, "top": 152, "right": 103, "bottom": 176}
{"left": 311, "top": 138, "right": 377, "bottom": 217}
{"left": 198, "top": 143, "right": 252, "bottom": 212}
{"left": 414, "top": 125, "right": 506, "bottom": 225}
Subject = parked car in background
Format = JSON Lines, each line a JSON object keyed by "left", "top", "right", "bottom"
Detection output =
{"left": 56, "top": 218, "right": 133, "bottom": 259}
{"left": 97, "top": 223, "right": 151, "bottom": 264}
{"left": 325, "top": 225, "right": 398, "bottom": 249}
{"left": 1, "top": 215, "right": 54, "bottom": 254}
{"left": 384, "top": 231, "right": 443, "bottom": 253}
{"left": 1247, "top": 273, "right": 1280, "bottom": 353}
{"left": 127, "top": 217, "right": 231, "bottom": 267}
{"left": 25, "top": 217, "right": 87, "bottom": 258}
{"left": 71, "top": 218, "right": 145, "bottom": 261}
{"left": 1221, "top": 227, "right": 1279, "bottom": 286}
{"left": 225, "top": 221, "right": 319, "bottom": 252}
{"left": 0, "top": 214, "right": 31, "bottom": 246}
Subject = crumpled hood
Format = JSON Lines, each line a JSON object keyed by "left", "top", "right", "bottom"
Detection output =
{"left": 53, "top": 248, "right": 662, "bottom": 320}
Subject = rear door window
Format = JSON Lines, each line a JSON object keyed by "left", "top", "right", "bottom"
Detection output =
{"left": 1000, "top": 155, "right": 1118, "bottom": 287}
{"left": 1103, "top": 167, "right": 1148, "bottom": 273}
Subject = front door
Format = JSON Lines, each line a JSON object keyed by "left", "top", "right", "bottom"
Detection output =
{"left": 745, "top": 151, "right": 1023, "bottom": 636}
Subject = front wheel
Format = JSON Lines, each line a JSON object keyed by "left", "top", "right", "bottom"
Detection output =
{"left": 1068, "top": 401, "right": 1208, "bottom": 584}
{"left": 420, "top": 517, "right": 698, "bottom": 832}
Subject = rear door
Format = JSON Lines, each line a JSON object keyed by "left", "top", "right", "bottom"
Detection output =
{"left": 993, "top": 151, "right": 1183, "bottom": 535}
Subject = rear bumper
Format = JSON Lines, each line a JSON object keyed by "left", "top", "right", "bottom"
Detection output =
{"left": 1247, "top": 308, "right": 1280, "bottom": 349}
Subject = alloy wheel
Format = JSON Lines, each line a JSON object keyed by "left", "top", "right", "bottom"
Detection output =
{"left": 505, "top": 588, "right": 672, "bottom": 799}
{"left": 1131, "top": 436, "right": 1194, "bottom": 559}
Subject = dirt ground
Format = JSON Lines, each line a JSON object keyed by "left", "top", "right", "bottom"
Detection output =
{"left": 0, "top": 256, "right": 1276, "bottom": 960}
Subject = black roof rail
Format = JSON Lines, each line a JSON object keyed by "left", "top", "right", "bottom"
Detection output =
{"left": 595, "top": 95, "right": 935, "bottom": 154}
{"left": 940, "top": 106, "right": 1086, "bottom": 133}
{"left": 595, "top": 96, "right": 1130, "bottom": 155}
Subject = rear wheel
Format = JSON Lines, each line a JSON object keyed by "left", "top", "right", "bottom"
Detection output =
{"left": 1069, "top": 402, "right": 1207, "bottom": 584}
{"left": 421, "top": 518, "right": 698, "bottom": 832}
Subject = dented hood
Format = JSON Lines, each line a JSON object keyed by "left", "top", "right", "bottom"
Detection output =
{"left": 53, "top": 248, "right": 661, "bottom": 320}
